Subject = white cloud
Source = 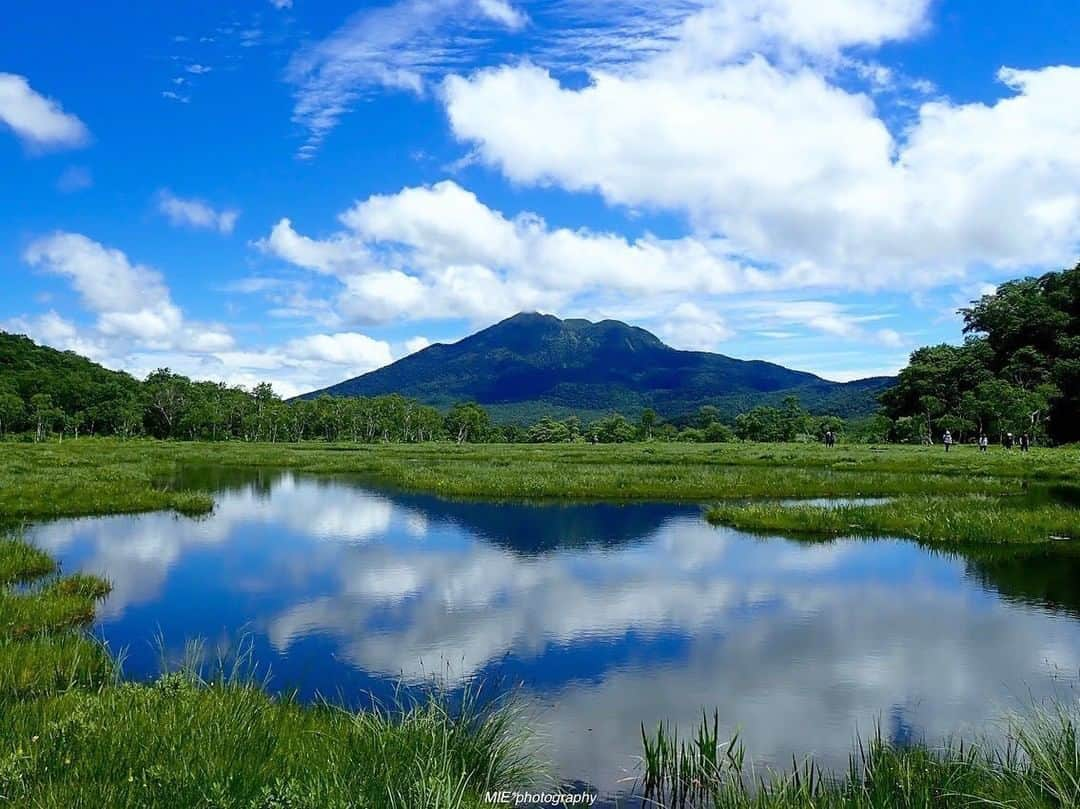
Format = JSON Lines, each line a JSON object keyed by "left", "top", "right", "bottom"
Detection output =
{"left": 283, "top": 332, "right": 393, "bottom": 368}
{"left": 157, "top": 190, "right": 239, "bottom": 234}
{"left": 0, "top": 73, "right": 90, "bottom": 151}
{"left": 185, "top": 64, "right": 213, "bottom": 75}
{"left": 529, "top": 0, "right": 927, "bottom": 73}
{"left": 270, "top": 0, "right": 293, "bottom": 8}
{"left": 22, "top": 232, "right": 233, "bottom": 352}
{"left": 442, "top": 4, "right": 1080, "bottom": 286}
{"left": 285, "top": 0, "right": 527, "bottom": 157}
{"left": 657, "top": 302, "right": 735, "bottom": 351}
{"left": 13, "top": 229, "right": 393, "bottom": 397}
{"left": 259, "top": 180, "right": 773, "bottom": 326}
{"left": 668, "top": 0, "right": 930, "bottom": 65}
{"left": 404, "top": 336, "right": 431, "bottom": 354}
{"left": 475, "top": 0, "right": 527, "bottom": 30}
{"left": 255, "top": 218, "right": 365, "bottom": 273}
{"left": 2, "top": 311, "right": 110, "bottom": 364}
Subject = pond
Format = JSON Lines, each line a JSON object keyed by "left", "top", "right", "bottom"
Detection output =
{"left": 25, "top": 468, "right": 1080, "bottom": 799}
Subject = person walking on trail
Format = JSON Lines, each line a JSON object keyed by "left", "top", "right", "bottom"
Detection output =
{"left": 1005, "top": 432, "right": 1014, "bottom": 450}
{"left": 979, "top": 433, "right": 989, "bottom": 452}
{"left": 1020, "top": 433, "right": 1031, "bottom": 452}
{"left": 943, "top": 430, "right": 954, "bottom": 452}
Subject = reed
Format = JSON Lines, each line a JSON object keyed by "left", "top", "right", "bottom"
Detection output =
{"left": 641, "top": 703, "right": 1080, "bottom": 808}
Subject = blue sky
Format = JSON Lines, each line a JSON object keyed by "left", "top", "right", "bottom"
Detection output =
{"left": 3, "top": 0, "right": 1079, "bottom": 397}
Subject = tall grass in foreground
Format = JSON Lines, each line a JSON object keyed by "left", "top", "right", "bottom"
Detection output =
{"left": 0, "top": 674, "right": 539, "bottom": 809}
{"left": 642, "top": 705, "right": 1080, "bottom": 808}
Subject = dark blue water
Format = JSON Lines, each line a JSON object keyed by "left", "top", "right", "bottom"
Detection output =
{"left": 26, "top": 469, "right": 1080, "bottom": 796}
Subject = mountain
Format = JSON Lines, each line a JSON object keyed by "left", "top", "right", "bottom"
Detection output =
{"left": 303, "top": 313, "right": 894, "bottom": 421}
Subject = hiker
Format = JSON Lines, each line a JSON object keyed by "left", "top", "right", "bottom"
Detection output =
{"left": 943, "top": 429, "right": 954, "bottom": 452}
{"left": 1005, "top": 432, "right": 1014, "bottom": 450}
{"left": 824, "top": 430, "right": 835, "bottom": 448}
{"left": 979, "top": 433, "right": 989, "bottom": 452}
{"left": 1020, "top": 433, "right": 1030, "bottom": 452}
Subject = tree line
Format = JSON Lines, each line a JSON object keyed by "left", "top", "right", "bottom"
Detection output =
{"left": 0, "top": 339, "right": 879, "bottom": 444}
{"left": 880, "top": 262, "right": 1079, "bottom": 445}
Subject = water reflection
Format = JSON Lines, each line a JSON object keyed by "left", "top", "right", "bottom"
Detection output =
{"left": 27, "top": 469, "right": 1080, "bottom": 797}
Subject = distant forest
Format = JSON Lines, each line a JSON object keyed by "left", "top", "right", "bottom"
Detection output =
{"left": 1, "top": 263, "right": 1076, "bottom": 445}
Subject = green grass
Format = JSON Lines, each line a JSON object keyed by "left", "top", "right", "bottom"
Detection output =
{"left": 6, "top": 437, "right": 1074, "bottom": 548}
{"left": 0, "top": 634, "right": 114, "bottom": 701}
{"left": 0, "top": 541, "right": 55, "bottom": 585}
{"left": 641, "top": 705, "right": 1080, "bottom": 808}
{"left": 6, "top": 439, "right": 1078, "bottom": 522}
{"left": 0, "top": 676, "right": 538, "bottom": 809}
{"left": 707, "top": 495, "right": 1080, "bottom": 546}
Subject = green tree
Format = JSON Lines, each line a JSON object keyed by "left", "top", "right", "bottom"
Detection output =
{"left": 445, "top": 402, "right": 491, "bottom": 444}
{"left": 144, "top": 369, "right": 192, "bottom": 438}
{"left": 637, "top": 408, "right": 659, "bottom": 440}
{"left": 0, "top": 391, "right": 24, "bottom": 437}
{"left": 703, "top": 421, "right": 734, "bottom": 443}
{"left": 587, "top": 414, "right": 635, "bottom": 443}
{"left": 696, "top": 405, "right": 721, "bottom": 429}
{"left": 30, "top": 393, "right": 61, "bottom": 442}
{"left": 527, "top": 417, "right": 570, "bottom": 443}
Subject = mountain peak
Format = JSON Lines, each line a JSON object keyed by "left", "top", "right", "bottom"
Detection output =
{"left": 301, "top": 313, "right": 893, "bottom": 422}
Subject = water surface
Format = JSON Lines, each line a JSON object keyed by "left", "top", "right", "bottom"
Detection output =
{"left": 27, "top": 469, "right": 1080, "bottom": 797}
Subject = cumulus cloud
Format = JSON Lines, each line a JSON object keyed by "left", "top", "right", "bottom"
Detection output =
{"left": 15, "top": 231, "right": 393, "bottom": 397}
{"left": 258, "top": 180, "right": 772, "bottom": 326}
{"left": 157, "top": 190, "right": 240, "bottom": 234}
{"left": 668, "top": 0, "right": 930, "bottom": 65}
{"left": 256, "top": 218, "right": 366, "bottom": 273}
{"left": 22, "top": 232, "right": 234, "bottom": 354}
{"left": 0, "top": 73, "right": 90, "bottom": 151}
{"left": 442, "top": 4, "right": 1080, "bottom": 285}
{"left": 282, "top": 332, "right": 393, "bottom": 368}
